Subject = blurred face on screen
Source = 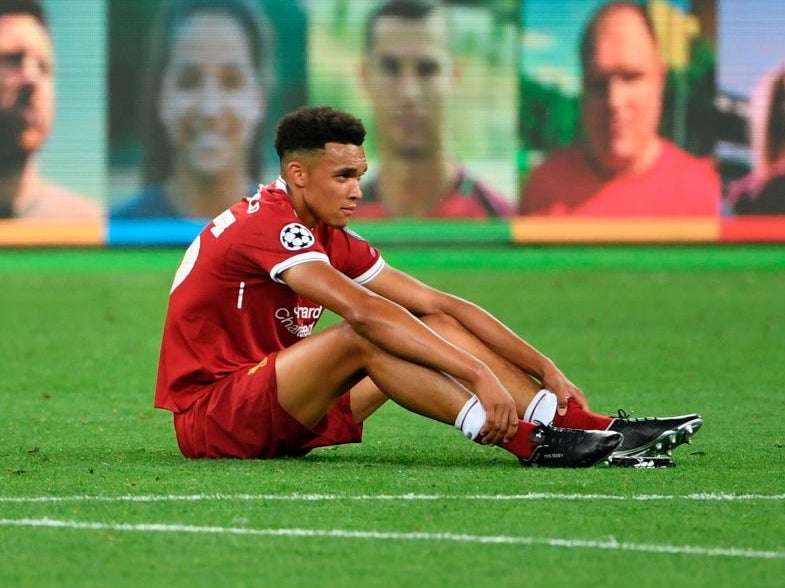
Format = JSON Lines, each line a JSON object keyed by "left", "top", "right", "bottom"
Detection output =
{"left": 0, "top": 14, "right": 54, "bottom": 160}
{"left": 362, "top": 9, "right": 453, "bottom": 159}
{"left": 158, "top": 11, "right": 263, "bottom": 178}
{"left": 581, "top": 6, "right": 664, "bottom": 174}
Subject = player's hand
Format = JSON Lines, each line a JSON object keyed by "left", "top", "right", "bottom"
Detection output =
{"left": 541, "top": 365, "right": 589, "bottom": 414}
{"left": 475, "top": 374, "right": 518, "bottom": 445}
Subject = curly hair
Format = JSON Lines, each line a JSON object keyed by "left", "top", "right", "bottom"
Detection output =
{"left": 274, "top": 106, "right": 366, "bottom": 160}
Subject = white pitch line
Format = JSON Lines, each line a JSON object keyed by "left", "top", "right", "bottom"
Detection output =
{"left": 0, "top": 517, "right": 783, "bottom": 561}
{"left": 0, "top": 492, "right": 783, "bottom": 504}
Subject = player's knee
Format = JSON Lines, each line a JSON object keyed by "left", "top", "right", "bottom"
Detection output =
{"left": 335, "top": 321, "right": 377, "bottom": 358}
{"left": 421, "top": 312, "right": 462, "bottom": 335}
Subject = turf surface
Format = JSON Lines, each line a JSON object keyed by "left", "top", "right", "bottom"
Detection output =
{"left": 1, "top": 245, "right": 784, "bottom": 587}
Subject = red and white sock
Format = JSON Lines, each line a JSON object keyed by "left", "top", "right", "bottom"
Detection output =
{"left": 455, "top": 395, "right": 486, "bottom": 441}
{"left": 525, "top": 389, "right": 613, "bottom": 430}
{"left": 455, "top": 395, "right": 539, "bottom": 459}
{"left": 524, "top": 389, "right": 559, "bottom": 424}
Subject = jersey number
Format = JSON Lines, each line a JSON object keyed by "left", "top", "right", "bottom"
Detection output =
{"left": 170, "top": 210, "right": 237, "bottom": 293}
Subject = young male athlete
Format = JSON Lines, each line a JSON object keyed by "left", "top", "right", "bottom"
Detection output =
{"left": 154, "top": 105, "right": 701, "bottom": 467}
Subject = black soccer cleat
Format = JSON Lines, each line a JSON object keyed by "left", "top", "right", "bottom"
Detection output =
{"left": 608, "top": 410, "right": 703, "bottom": 458}
{"left": 607, "top": 455, "right": 675, "bottom": 469}
{"left": 519, "top": 424, "right": 623, "bottom": 468}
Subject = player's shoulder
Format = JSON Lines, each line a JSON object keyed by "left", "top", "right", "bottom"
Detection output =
{"left": 235, "top": 183, "right": 297, "bottom": 225}
{"left": 312, "top": 223, "right": 366, "bottom": 251}
{"left": 199, "top": 183, "right": 297, "bottom": 247}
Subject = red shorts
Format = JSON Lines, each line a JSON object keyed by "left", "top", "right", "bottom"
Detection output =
{"left": 172, "top": 352, "right": 363, "bottom": 459}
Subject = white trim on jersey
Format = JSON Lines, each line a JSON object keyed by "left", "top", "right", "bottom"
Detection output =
{"left": 354, "top": 256, "right": 386, "bottom": 284}
{"left": 270, "top": 251, "right": 330, "bottom": 284}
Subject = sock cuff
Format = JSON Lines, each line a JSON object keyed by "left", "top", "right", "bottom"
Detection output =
{"left": 455, "top": 395, "right": 486, "bottom": 441}
{"left": 523, "top": 389, "right": 558, "bottom": 425}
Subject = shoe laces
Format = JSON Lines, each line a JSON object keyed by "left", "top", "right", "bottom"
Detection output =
{"left": 614, "top": 409, "right": 655, "bottom": 422}
{"left": 531, "top": 421, "right": 573, "bottom": 444}
{"left": 531, "top": 421, "right": 548, "bottom": 442}
{"left": 532, "top": 421, "right": 586, "bottom": 446}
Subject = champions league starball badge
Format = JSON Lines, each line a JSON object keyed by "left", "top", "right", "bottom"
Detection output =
{"left": 280, "top": 223, "right": 315, "bottom": 251}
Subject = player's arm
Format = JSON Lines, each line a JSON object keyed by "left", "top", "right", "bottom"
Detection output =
{"left": 365, "top": 265, "right": 587, "bottom": 410}
{"left": 281, "top": 260, "right": 519, "bottom": 443}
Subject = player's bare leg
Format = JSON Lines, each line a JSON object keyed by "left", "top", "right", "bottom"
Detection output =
{"left": 274, "top": 320, "right": 622, "bottom": 467}
{"left": 332, "top": 311, "right": 605, "bottom": 429}
{"left": 348, "top": 377, "right": 387, "bottom": 423}
{"left": 275, "top": 320, "right": 472, "bottom": 429}
{"left": 342, "top": 312, "right": 546, "bottom": 423}
{"left": 418, "top": 313, "right": 542, "bottom": 415}
{"left": 415, "top": 313, "right": 702, "bottom": 463}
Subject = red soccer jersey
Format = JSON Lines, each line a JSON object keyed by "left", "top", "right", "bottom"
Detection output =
{"left": 519, "top": 141, "right": 720, "bottom": 217}
{"left": 154, "top": 178, "right": 385, "bottom": 413}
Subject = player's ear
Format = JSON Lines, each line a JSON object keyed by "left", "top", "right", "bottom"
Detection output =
{"left": 285, "top": 160, "right": 308, "bottom": 188}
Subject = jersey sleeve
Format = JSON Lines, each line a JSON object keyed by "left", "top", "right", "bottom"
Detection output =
{"left": 323, "top": 226, "right": 385, "bottom": 284}
{"left": 235, "top": 202, "right": 329, "bottom": 283}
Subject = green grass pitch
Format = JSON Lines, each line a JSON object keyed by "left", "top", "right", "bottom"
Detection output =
{"left": 1, "top": 245, "right": 784, "bottom": 587}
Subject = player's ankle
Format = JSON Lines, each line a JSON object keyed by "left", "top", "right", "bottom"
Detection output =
{"left": 553, "top": 397, "right": 612, "bottom": 430}
{"left": 498, "top": 420, "right": 539, "bottom": 459}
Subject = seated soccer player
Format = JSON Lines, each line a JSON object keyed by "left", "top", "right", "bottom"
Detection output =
{"left": 154, "top": 105, "right": 701, "bottom": 467}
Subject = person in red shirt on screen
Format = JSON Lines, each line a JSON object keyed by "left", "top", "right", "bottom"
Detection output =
{"left": 519, "top": 1, "right": 719, "bottom": 217}
{"left": 155, "top": 105, "right": 702, "bottom": 466}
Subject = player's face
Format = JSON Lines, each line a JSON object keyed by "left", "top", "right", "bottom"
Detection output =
{"left": 158, "top": 11, "right": 264, "bottom": 179}
{"left": 0, "top": 14, "right": 54, "bottom": 157}
{"left": 362, "top": 11, "right": 452, "bottom": 159}
{"left": 302, "top": 142, "right": 367, "bottom": 228}
{"left": 581, "top": 8, "right": 664, "bottom": 174}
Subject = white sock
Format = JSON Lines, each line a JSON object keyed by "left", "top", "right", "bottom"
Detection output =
{"left": 523, "top": 389, "right": 558, "bottom": 425}
{"left": 454, "top": 395, "right": 486, "bottom": 441}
